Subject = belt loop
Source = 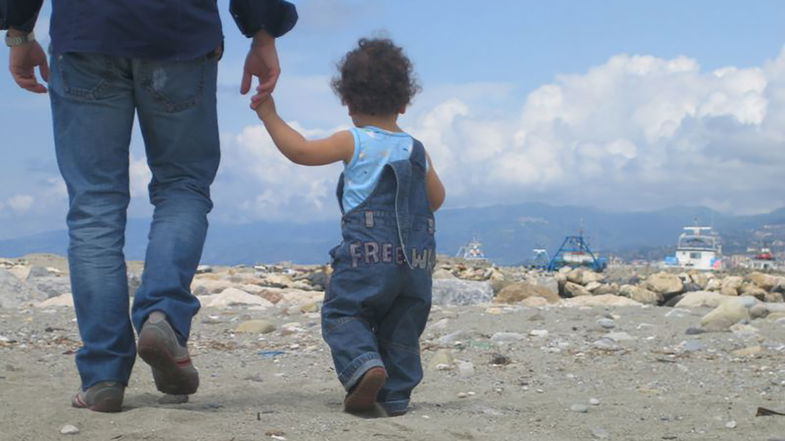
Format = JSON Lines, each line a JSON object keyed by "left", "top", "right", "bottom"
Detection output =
{"left": 428, "top": 218, "right": 435, "bottom": 234}
{"left": 365, "top": 211, "right": 374, "bottom": 228}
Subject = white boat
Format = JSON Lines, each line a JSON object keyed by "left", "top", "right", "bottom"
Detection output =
{"left": 456, "top": 238, "right": 487, "bottom": 261}
{"left": 666, "top": 226, "right": 722, "bottom": 271}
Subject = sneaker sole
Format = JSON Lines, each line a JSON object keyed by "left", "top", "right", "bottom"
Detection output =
{"left": 138, "top": 327, "right": 199, "bottom": 395}
{"left": 344, "top": 367, "right": 386, "bottom": 413}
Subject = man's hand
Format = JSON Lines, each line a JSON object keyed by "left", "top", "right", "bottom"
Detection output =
{"left": 8, "top": 30, "right": 49, "bottom": 94}
{"left": 242, "top": 30, "right": 280, "bottom": 109}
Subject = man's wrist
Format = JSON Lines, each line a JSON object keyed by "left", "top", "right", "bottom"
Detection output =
{"left": 6, "top": 29, "right": 36, "bottom": 47}
{"left": 251, "top": 30, "right": 275, "bottom": 47}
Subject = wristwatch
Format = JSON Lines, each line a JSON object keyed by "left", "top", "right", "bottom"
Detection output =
{"left": 5, "top": 31, "right": 35, "bottom": 47}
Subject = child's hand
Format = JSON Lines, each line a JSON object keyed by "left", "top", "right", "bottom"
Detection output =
{"left": 255, "top": 95, "right": 277, "bottom": 121}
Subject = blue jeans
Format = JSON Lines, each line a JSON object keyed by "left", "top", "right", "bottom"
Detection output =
{"left": 49, "top": 52, "right": 220, "bottom": 389}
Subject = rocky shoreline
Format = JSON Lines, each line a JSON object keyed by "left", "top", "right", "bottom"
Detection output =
{"left": 3, "top": 254, "right": 785, "bottom": 440}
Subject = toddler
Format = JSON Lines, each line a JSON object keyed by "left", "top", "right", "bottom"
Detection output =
{"left": 255, "top": 38, "right": 445, "bottom": 416}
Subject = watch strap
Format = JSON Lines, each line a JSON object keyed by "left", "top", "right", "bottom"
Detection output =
{"left": 5, "top": 31, "right": 36, "bottom": 47}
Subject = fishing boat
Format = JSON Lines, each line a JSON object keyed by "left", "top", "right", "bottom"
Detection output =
{"left": 456, "top": 237, "right": 488, "bottom": 261}
{"left": 664, "top": 226, "right": 722, "bottom": 271}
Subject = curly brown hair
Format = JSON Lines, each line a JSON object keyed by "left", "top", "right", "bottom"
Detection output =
{"left": 331, "top": 38, "right": 421, "bottom": 116}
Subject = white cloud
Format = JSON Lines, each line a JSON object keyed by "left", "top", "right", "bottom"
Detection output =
{"left": 7, "top": 195, "right": 34, "bottom": 213}
{"left": 208, "top": 48, "right": 785, "bottom": 221}
{"left": 129, "top": 156, "right": 152, "bottom": 198}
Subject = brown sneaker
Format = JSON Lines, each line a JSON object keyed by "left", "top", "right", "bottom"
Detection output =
{"left": 71, "top": 382, "right": 124, "bottom": 412}
{"left": 344, "top": 367, "right": 387, "bottom": 413}
{"left": 138, "top": 311, "right": 199, "bottom": 395}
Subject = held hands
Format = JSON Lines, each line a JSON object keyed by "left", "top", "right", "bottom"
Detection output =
{"left": 9, "top": 38, "right": 49, "bottom": 94}
{"left": 242, "top": 30, "right": 280, "bottom": 109}
{"left": 255, "top": 94, "right": 276, "bottom": 121}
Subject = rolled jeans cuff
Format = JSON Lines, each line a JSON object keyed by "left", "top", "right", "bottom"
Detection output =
{"left": 338, "top": 352, "right": 385, "bottom": 391}
{"left": 379, "top": 399, "right": 409, "bottom": 415}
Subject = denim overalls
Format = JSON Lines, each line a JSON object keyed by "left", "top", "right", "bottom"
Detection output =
{"left": 322, "top": 138, "right": 436, "bottom": 414}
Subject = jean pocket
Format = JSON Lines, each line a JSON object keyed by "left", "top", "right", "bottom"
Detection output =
{"left": 140, "top": 56, "right": 209, "bottom": 113}
{"left": 57, "top": 53, "right": 115, "bottom": 101}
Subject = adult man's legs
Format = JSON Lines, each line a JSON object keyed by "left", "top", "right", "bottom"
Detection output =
{"left": 49, "top": 53, "right": 136, "bottom": 398}
{"left": 130, "top": 55, "right": 220, "bottom": 393}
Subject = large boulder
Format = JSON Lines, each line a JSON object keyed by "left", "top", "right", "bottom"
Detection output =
{"left": 644, "top": 272, "right": 683, "bottom": 296}
{"left": 566, "top": 268, "right": 604, "bottom": 285}
{"left": 563, "top": 281, "right": 591, "bottom": 297}
{"left": 432, "top": 279, "right": 493, "bottom": 305}
{"left": 26, "top": 277, "right": 71, "bottom": 299}
{"left": 689, "top": 272, "right": 710, "bottom": 290}
{"left": 494, "top": 282, "right": 560, "bottom": 304}
{"left": 720, "top": 276, "right": 744, "bottom": 296}
{"left": 701, "top": 301, "right": 750, "bottom": 331}
{"left": 740, "top": 283, "right": 767, "bottom": 301}
{"left": 675, "top": 291, "right": 726, "bottom": 308}
{"left": 199, "top": 287, "right": 274, "bottom": 308}
{"left": 620, "top": 285, "right": 660, "bottom": 305}
{"left": 0, "top": 269, "right": 45, "bottom": 308}
{"left": 747, "top": 272, "right": 779, "bottom": 291}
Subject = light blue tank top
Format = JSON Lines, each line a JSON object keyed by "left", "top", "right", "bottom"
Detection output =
{"left": 342, "top": 126, "right": 414, "bottom": 213}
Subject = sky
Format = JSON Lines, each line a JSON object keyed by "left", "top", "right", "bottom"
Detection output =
{"left": 1, "top": 0, "right": 785, "bottom": 239}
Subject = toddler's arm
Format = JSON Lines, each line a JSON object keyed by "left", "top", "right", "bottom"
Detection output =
{"left": 425, "top": 152, "right": 446, "bottom": 211}
{"left": 256, "top": 97, "right": 353, "bottom": 165}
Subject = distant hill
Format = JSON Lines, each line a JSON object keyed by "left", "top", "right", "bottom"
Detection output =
{"left": 1, "top": 203, "right": 785, "bottom": 266}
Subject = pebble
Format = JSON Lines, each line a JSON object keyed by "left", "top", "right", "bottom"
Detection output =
{"left": 490, "top": 353, "right": 511, "bottom": 365}
{"left": 570, "top": 404, "right": 589, "bottom": 413}
{"left": 491, "top": 332, "right": 526, "bottom": 343}
{"left": 597, "top": 318, "right": 615, "bottom": 329}
{"left": 529, "top": 329, "right": 549, "bottom": 337}
{"left": 589, "top": 398, "right": 600, "bottom": 406}
{"left": 457, "top": 361, "right": 475, "bottom": 377}
{"left": 591, "top": 427, "right": 610, "bottom": 439}
{"left": 685, "top": 327, "right": 705, "bottom": 335}
{"left": 592, "top": 337, "right": 621, "bottom": 351}
{"left": 60, "top": 425, "right": 79, "bottom": 435}
{"left": 725, "top": 420, "right": 737, "bottom": 429}
{"left": 457, "top": 392, "right": 469, "bottom": 398}
{"left": 678, "top": 340, "right": 706, "bottom": 353}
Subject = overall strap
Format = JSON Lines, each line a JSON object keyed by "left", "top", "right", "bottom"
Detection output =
{"left": 335, "top": 172, "right": 346, "bottom": 215}
{"left": 387, "top": 159, "right": 415, "bottom": 269}
{"left": 409, "top": 138, "right": 427, "bottom": 171}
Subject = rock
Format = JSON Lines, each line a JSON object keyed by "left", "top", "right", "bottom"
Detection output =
{"left": 720, "top": 276, "right": 744, "bottom": 296}
{"left": 491, "top": 332, "right": 526, "bottom": 343}
{"left": 529, "top": 329, "right": 549, "bottom": 337}
{"left": 604, "top": 332, "right": 635, "bottom": 342}
{"left": 644, "top": 272, "right": 683, "bottom": 296}
{"left": 563, "top": 295, "right": 642, "bottom": 307}
{"left": 520, "top": 296, "right": 549, "bottom": 307}
{"left": 299, "top": 302, "right": 320, "bottom": 313}
{"left": 564, "top": 281, "right": 591, "bottom": 297}
{"left": 494, "top": 282, "right": 559, "bottom": 304}
{"left": 27, "top": 277, "right": 71, "bottom": 299}
{"left": 690, "top": 272, "right": 710, "bottom": 289}
{"left": 591, "top": 428, "right": 610, "bottom": 439}
{"left": 490, "top": 353, "right": 511, "bottom": 365}
{"left": 0, "top": 269, "right": 45, "bottom": 308}
{"left": 768, "top": 312, "right": 785, "bottom": 321}
{"left": 26, "top": 265, "right": 53, "bottom": 279}
{"left": 592, "top": 337, "right": 622, "bottom": 351}
{"left": 235, "top": 319, "right": 276, "bottom": 334}
{"left": 678, "top": 340, "right": 706, "bottom": 352}
{"left": 731, "top": 346, "right": 762, "bottom": 357}
{"left": 585, "top": 281, "right": 603, "bottom": 292}
{"left": 740, "top": 283, "right": 767, "bottom": 301}
{"left": 676, "top": 291, "right": 727, "bottom": 308}
{"left": 725, "top": 420, "right": 737, "bottom": 429}
{"left": 200, "top": 288, "right": 274, "bottom": 308}
{"left": 593, "top": 283, "right": 620, "bottom": 296}
{"left": 705, "top": 278, "right": 722, "bottom": 291}
{"left": 432, "top": 279, "right": 493, "bottom": 305}
{"left": 159, "top": 394, "right": 189, "bottom": 404}
{"left": 570, "top": 403, "right": 589, "bottom": 413}
{"left": 196, "top": 265, "right": 213, "bottom": 274}
{"left": 307, "top": 269, "right": 329, "bottom": 290}
{"left": 597, "top": 318, "right": 615, "bottom": 329}
{"left": 35, "top": 293, "right": 74, "bottom": 308}
{"left": 191, "top": 279, "right": 233, "bottom": 296}
{"left": 589, "top": 398, "right": 601, "bottom": 406}
{"left": 765, "top": 292, "right": 784, "bottom": 303}
{"left": 620, "top": 285, "right": 660, "bottom": 305}
{"left": 457, "top": 361, "right": 475, "bottom": 377}
{"left": 685, "top": 327, "right": 705, "bottom": 335}
{"left": 748, "top": 272, "right": 778, "bottom": 291}
{"left": 750, "top": 303, "right": 769, "bottom": 319}
{"left": 701, "top": 301, "right": 750, "bottom": 332}
{"left": 729, "top": 323, "right": 759, "bottom": 337}
{"left": 567, "top": 268, "right": 604, "bottom": 285}
{"left": 60, "top": 425, "right": 80, "bottom": 435}
{"left": 428, "top": 349, "right": 454, "bottom": 370}
{"left": 432, "top": 268, "right": 456, "bottom": 280}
